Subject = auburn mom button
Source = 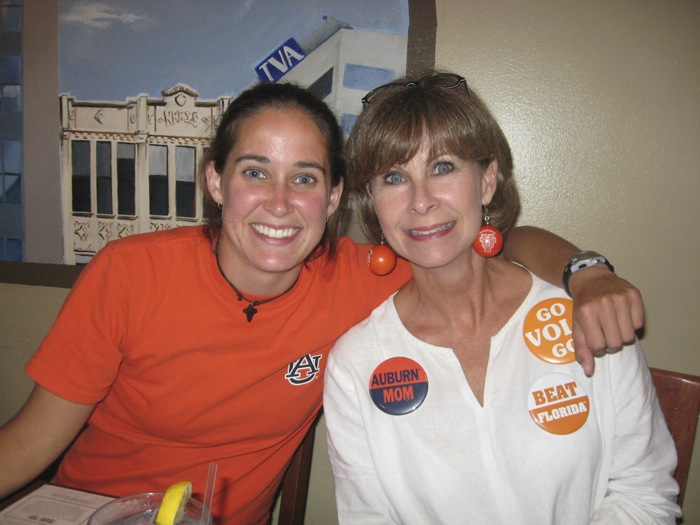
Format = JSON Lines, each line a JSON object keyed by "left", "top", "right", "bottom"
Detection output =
{"left": 369, "top": 357, "right": 429, "bottom": 415}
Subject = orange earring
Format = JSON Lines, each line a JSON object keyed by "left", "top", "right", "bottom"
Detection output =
{"left": 368, "top": 236, "right": 397, "bottom": 275}
{"left": 472, "top": 206, "right": 503, "bottom": 257}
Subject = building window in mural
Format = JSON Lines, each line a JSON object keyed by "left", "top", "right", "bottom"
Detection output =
{"left": 0, "top": 0, "right": 23, "bottom": 261}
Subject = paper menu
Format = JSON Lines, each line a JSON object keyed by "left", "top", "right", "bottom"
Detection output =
{"left": 0, "top": 484, "right": 114, "bottom": 525}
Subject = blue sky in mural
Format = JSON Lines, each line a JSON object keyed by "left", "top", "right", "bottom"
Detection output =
{"left": 59, "top": 0, "right": 408, "bottom": 101}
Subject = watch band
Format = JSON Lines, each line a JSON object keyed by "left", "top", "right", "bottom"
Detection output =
{"left": 563, "top": 251, "right": 615, "bottom": 297}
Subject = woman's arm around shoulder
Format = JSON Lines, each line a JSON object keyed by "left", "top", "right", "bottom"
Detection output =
{"left": 504, "top": 226, "right": 644, "bottom": 375}
{"left": 0, "top": 384, "right": 94, "bottom": 499}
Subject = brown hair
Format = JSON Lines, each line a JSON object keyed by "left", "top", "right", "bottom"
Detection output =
{"left": 199, "top": 82, "right": 348, "bottom": 258}
{"left": 346, "top": 71, "right": 520, "bottom": 244}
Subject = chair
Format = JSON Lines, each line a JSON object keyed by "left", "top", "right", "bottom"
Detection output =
{"left": 650, "top": 367, "right": 700, "bottom": 508}
{"left": 277, "top": 419, "right": 317, "bottom": 525}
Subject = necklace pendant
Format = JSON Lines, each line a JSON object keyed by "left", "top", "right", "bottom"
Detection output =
{"left": 243, "top": 302, "right": 258, "bottom": 322}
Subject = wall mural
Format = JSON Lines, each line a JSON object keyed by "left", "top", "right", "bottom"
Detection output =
{"left": 58, "top": 0, "right": 410, "bottom": 263}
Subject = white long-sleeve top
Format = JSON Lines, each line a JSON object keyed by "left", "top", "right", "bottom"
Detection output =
{"left": 324, "top": 275, "right": 680, "bottom": 524}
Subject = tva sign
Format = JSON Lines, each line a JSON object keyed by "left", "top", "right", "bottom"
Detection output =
{"left": 255, "top": 38, "right": 306, "bottom": 83}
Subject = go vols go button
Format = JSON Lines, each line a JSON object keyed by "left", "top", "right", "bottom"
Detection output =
{"left": 523, "top": 298, "right": 576, "bottom": 364}
{"left": 528, "top": 373, "right": 590, "bottom": 435}
{"left": 369, "top": 357, "right": 428, "bottom": 415}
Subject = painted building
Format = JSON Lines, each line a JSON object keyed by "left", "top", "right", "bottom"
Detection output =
{"left": 58, "top": 18, "right": 406, "bottom": 263}
{"left": 59, "top": 85, "right": 229, "bottom": 264}
{"left": 279, "top": 16, "right": 407, "bottom": 136}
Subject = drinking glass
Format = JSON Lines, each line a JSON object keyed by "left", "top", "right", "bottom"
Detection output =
{"left": 88, "top": 492, "right": 212, "bottom": 525}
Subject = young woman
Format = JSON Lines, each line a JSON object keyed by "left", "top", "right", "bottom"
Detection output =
{"left": 324, "top": 72, "right": 679, "bottom": 524}
{"left": 0, "top": 82, "right": 644, "bottom": 523}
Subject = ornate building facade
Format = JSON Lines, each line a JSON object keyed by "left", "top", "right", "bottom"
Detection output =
{"left": 59, "top": 85, "right": 229, "bottom": 264}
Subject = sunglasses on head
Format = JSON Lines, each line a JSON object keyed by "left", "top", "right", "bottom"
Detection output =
{"left": 361, "top": 73, "right": 470, "bottom": 106}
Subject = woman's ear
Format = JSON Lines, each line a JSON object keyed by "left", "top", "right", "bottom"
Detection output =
{"left": 327, "top": 177, "right": 344, "bottom": 217}
{"left": 205, "top": 161, "right": 224, "bottom": 206}
{"left": 366, "top": 181, "right": 374, "bottom": 201}
{"left": 481, "top": 158, "right": 499, "bottom": 205}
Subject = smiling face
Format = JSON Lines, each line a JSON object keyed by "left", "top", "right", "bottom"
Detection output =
{"left": 348, "top": 73, "right": 519, "bottom": 247}
{"left": 369, "top": 141, "right": 497, "bottom": 271}
{"left": 206, "top": 107, "right": 342, "bottom": 292}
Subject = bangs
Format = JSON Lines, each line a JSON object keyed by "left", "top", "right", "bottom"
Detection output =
{"left": 359, "top": 88, "right": 489, "bottom": 178}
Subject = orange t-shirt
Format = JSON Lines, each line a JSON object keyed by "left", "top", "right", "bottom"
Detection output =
{"left": 26, "top": 226, "right": 410, "bottom": 524}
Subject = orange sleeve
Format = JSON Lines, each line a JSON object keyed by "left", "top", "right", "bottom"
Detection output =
{"left": 26, "top": 243, "right": 129, "bottom": 404}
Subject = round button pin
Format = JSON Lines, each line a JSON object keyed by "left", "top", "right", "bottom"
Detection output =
{"left": 528, "top": 373, "right": 590, "bottom": 435}
{"left": 369, "top": 357, "right": 429, "bottom": 415}
{"left": 523, "top": 298, "right": 576, "bottom": 364}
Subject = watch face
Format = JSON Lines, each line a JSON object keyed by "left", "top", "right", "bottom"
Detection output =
{"left": 571, "top": 251, "right": 602, "bottom": 265}
{"left": 564, "top": 251, "right": 613, "bottom": 297}
{"left": 572, "top": 258, "right": 603, "bottom": 272}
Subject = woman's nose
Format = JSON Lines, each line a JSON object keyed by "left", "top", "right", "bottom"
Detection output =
{"left": 409, "top": 180, "right": 438, "bottom": 214}
{"left": 265, "top": 182, "right": 293, "bottom": 216}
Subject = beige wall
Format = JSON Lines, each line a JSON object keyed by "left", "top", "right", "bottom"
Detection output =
{"left": 434, "top": 0, "right": 700, "bottom": 520}
{"left": 0, "top": 283, "right": 69, "bottom": 425}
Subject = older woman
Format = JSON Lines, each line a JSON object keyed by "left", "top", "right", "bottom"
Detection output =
{"left": 324, "top": 72, "right": 680, "bottom": 524}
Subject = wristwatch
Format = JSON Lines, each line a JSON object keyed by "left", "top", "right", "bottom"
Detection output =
{"left": 563, "top": 251, "right": 615, "bottom": 297}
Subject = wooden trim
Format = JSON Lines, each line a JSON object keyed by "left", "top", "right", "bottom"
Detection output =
{"left": 0, "top": 261, "right": 82, "bottom": 288}
{"left": 278, "top": 419, "right": 318, "bottom": 525}
{"left": 407, "top": 0, "right": 437, "bottom": 76}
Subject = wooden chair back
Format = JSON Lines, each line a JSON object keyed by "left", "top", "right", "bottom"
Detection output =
{"left": 277, "top": 420, "right": 317, "bottom": 525}
{"left": 650, "top": 367, "right": 700, "bottom": 508}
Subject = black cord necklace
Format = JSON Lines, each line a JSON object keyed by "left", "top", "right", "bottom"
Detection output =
{"left": 215, "top": 243, "right": 298, "bottom": 322}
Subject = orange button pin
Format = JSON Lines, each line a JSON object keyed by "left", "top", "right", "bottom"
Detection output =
{"left": 528, "top": 373, "right": 589, "bottom": 435}
{"left": 523, "top": 298, "right": 576, "bottom": 364}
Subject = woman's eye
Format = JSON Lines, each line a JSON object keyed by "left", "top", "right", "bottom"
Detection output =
{"left": 435, "top": 162, "right": 454, "bottom": 175}
{"left": 295, "top": 174, "right": 317, "bottom": 185}
{"left": 244, "top": 168, "right": 265, "bottom": 179}
{"left": 383, "top": 172, "right": 404, "bottom": 185}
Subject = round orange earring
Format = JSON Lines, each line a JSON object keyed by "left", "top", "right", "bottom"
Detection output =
{"left": 472, "top": 206, "right": 503, "bottom": 257}
{"left": 368, "top": 237, "right": 397, "bottom": 275}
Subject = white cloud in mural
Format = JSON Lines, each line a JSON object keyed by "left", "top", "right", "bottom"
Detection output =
{"left": 61, "top": 2, "right": 153, "bottom": 29}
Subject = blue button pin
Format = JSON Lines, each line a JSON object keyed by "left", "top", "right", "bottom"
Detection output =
{"left": 369, "top": 357, "right": 429, "bottom": 415}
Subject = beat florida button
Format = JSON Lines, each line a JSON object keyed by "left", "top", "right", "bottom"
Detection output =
{"left": 528, "top": 373, "right": 590, "bottom": 435}
{"left": 369, "top": 357, "right": 429, "bottom": 415}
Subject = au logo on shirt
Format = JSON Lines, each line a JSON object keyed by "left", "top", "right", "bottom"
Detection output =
{"left": 285, "top": 354, "right": 322, "bottom": 385}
